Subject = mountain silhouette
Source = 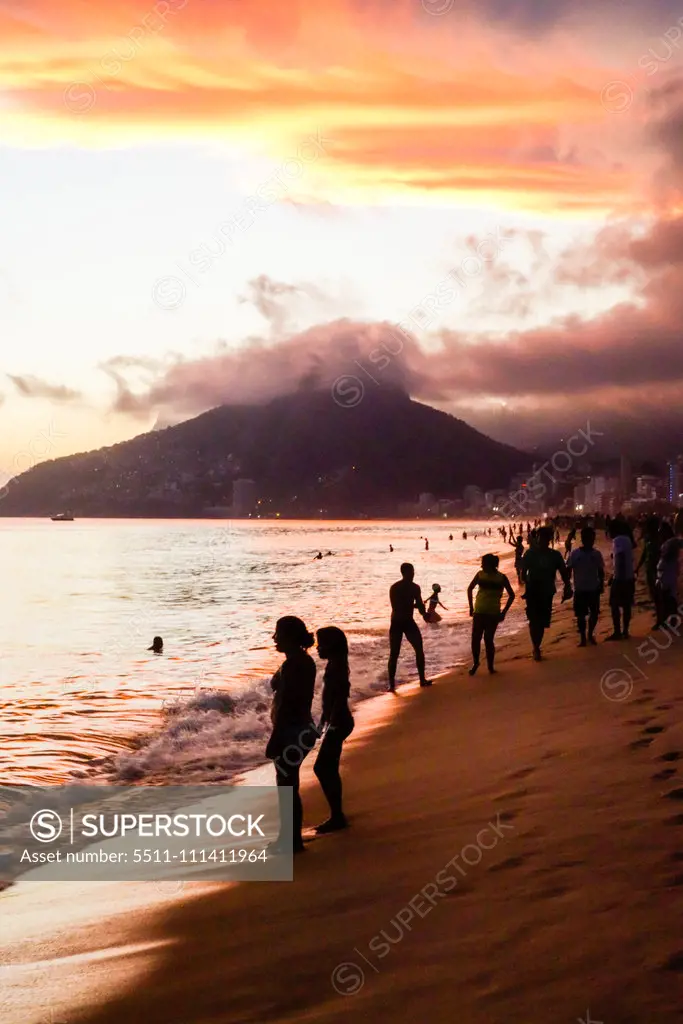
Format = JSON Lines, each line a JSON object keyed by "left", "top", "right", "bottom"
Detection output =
{"left": 0, "top": 388, "right": 530, "bottom": 517}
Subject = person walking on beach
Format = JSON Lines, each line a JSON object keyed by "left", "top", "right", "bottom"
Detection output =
{"left": 655, "top": 524, "right": 682, "bottom": 629}
{"left": 266, "top": 616, "right": 318, "bottom": 854}
{"left": 521, "top": 525, "right": 572, "bottom": 661}
{"left": 605, "top": 520, "right": 636, "bottom": 641}
{"left": 467, "top": 554, "right": 515, "bottom": 676}
{"left": 636, "top": 516, "right": 661, "bottom": 620}
{"left": 313, "top": 626, "right": 354, "bottom": 833}
{"left": 509, "top": 533, "right": 525, "bottom": 584}
{"left": 567, "top": 527, "right": 605, "bottom": 646}
{"left": 388, "top": 562, "right": 431, "bottom": 691}
{"left": 425, "top": 537, "right": 429, "bottom": 551}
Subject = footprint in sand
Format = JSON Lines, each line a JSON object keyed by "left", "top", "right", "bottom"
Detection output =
{"left": 507, "top": 767, "right": 537, "bottom": 780}
{"left": 665, "top": 874, "right": 683, "bottom": 887}
{"left": 671, "top": 852, "right": 683, "bottom": 862}
{"left": 632, "top": 696, "right": 656, "bottom": 705}
{"left": 656, "top": 704, "right": 674, "bottom": 711}
{"left": 665, "top": 814, "right": 683, "bottom": 826}
{"left": 653, "top": 769, "right": 678, "bottom": 781}
{"left": 642, "top": 687, "right": 658, "bottom": 694}
{"left": 629, "top": 737, "right": 654, "bottom": 749}
{"left": 627, "top": 716, "right": 658, "bottom": 725}
{"left": 489, "top": 855, "right": 528, "bottom": 873}
{"left": 665, "top": 788, "right": 683, "bottom": 801}
{"left": 659, "top": 751, "right": 682, "bottom": 762}
{"left": 530, "top": 884, "right": 571, "bottom": 900}
{"left": 497, "top": 810, "right": 518, "bottom": 823}
{"left": 643, "top": 725, "right": 666, "bottom": 735}
{"left": 493, "top": 789, "right": 532, "bottom": 802}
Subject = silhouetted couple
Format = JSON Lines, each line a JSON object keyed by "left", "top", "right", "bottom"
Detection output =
{"left": 266, "top": 617, "right": 354, "bottom": 853}
{"left": 388, "top": 562, "right": 431, "bottom": 691}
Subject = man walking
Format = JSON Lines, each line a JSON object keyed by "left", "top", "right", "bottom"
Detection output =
{"left": 388, "top": 562, "right": 431, "bottom": 691}
{"left": 567, "top": 526, "right": 605, "bottom": 646}
{"left": 606, "top": 519, "right": 636, "bottom": 640}
{"left": 521, "top": 525, "right": 572, "bottom": 661}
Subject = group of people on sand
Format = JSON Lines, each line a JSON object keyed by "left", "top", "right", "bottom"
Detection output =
{"left": 263, "top": 511, "right": 683, "bottom": 852}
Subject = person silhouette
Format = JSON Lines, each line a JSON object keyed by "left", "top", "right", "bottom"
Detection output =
{"left": 313, "top": 626, "right": 354, "bottom": 833}
{"left": 148, "top": 636, "right": 163, "bottom": 654}
{"left": 266, "top": 616, "right": 317, "bottom": 854}
{"left": 425, "top": 584, "right": 447, "bottom": 622}
{"left": 387, "top": 563, "right": 431, "bottom": 691}
{"left": 467, "top": 554, "right": 515, "bottom": 675}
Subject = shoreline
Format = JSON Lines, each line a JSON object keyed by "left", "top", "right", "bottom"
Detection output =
{"left": 5, "top": 571, "right": 683, "bottom": 1022}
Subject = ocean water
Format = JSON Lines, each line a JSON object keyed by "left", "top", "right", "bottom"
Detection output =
{"left": 0, "top": 518, "right": 524, "bottom": 787}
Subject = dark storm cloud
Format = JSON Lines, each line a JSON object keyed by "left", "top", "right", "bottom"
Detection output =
{"left": 465, "top": 0, "right": 683, "bottom": 32}
{"left": 8, "top": 374, "right": 82, "bottom": 402}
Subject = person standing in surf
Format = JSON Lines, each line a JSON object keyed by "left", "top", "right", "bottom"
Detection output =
{"left": 425, "top": 583, "right": 447, "bottom": 622}
{"left": 388, "top": 562, "right": 431, "bottom": 691}
{"left": 266, "top": 616, "right": 318, "bottom": 854}
{"left": 467, "top": 554, "right": 515, "bottom": 675}
{"left": 313, "top": 627, "right": 354, "bottom": 833}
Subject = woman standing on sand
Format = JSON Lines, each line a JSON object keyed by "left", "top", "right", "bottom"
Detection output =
{"left": 313, "top": 627, "right": 354, "bottom": 833}
{"left": 266, "top": 616, "right": 318, "bottom": 854}
{"left": 467, "top": 554, "right": 515, "bottom": 676}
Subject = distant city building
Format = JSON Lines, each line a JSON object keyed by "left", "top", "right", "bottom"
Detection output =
{"left": 574, "top": 483, "right": 586, "bottom": 511}
{"left": 636, "top": 475, "right": 660, "bottom": 502}
{"left": 619, "top": 454, "right": 632, "bottom": 501}
{"left": 232, "top": 478, "right": 257, "bottom": 517}
{"left": 418, "top": 492, "right": 437, "bottom": 513}
{"left": 667, "top": 456, "right": 683, "bottom": 504}
{"left": 463, "top": 485, "right": 485, "bottom": 512}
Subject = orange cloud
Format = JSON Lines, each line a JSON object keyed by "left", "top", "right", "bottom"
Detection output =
{"left": 0, "top": 0, "right": 654, "bottom": 212}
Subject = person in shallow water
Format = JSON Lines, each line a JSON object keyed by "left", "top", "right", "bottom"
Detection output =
{"left": 424, "top": 583, "right": 447, "bottom": 622}
{"left": 148, "top": 636, "right": 163, "bottom": 653}
{"left": 266, "top": 616, "right": 318, "bottom": 854}
{"left": 388, "top": 562, "right": 431, "bottom": 691}
{"left": 313, "top": 626, "right": 355, "bottom": 833}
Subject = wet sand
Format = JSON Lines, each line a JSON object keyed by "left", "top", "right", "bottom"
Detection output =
{"left": 4, "top": 576, "right": 683, "bottom": 1023}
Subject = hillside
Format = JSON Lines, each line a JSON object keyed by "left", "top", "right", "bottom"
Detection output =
{"left": 0, "top": 388, "right": 530, "bottom": 517}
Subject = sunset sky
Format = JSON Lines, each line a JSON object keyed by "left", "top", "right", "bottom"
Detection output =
{"left": 2, "top": 0, "right": 683, "bottom": 477}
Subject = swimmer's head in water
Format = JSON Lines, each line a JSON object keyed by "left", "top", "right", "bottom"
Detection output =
{"left": 316, "top": 625, "right": 349, "bottom": 662}
{"left": 273, "top": 615, "right": 315, "bottom": 653}
{"left": 149, "top": 636, "right": 163, "bottom": 653}
{"left": 400, "top": 562, "right": 414, "bottom": 580}
{"left": 481, "top": 554, "right": 499, "bottom": 571}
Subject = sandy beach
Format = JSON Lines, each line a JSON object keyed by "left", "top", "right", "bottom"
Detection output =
{"left": 3, "top": 574, "right": 683, "bottom": 1024}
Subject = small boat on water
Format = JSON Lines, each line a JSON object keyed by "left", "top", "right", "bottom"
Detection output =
{"left": 51, "top": 511, "right": 74, "bottom": 522}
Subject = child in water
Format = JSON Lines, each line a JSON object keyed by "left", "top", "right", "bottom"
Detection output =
{"left": 425, "top": 584, "right": 447, "bottom": 622}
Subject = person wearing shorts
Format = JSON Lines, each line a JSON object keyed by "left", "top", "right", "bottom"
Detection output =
{"left": 521, "top": 526, "right": 572, "bottom": 661}
{"left": 467, "top": 553, "right": 515, "bottom": 675}
{"left": 606, "top": 520, "right": 636, "bottom": 640}
{"left": 388, "top": 562, "right": 430, "bottom": 691}
{"left": 567, "top": 526, "right": 605, "bottom": 646}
